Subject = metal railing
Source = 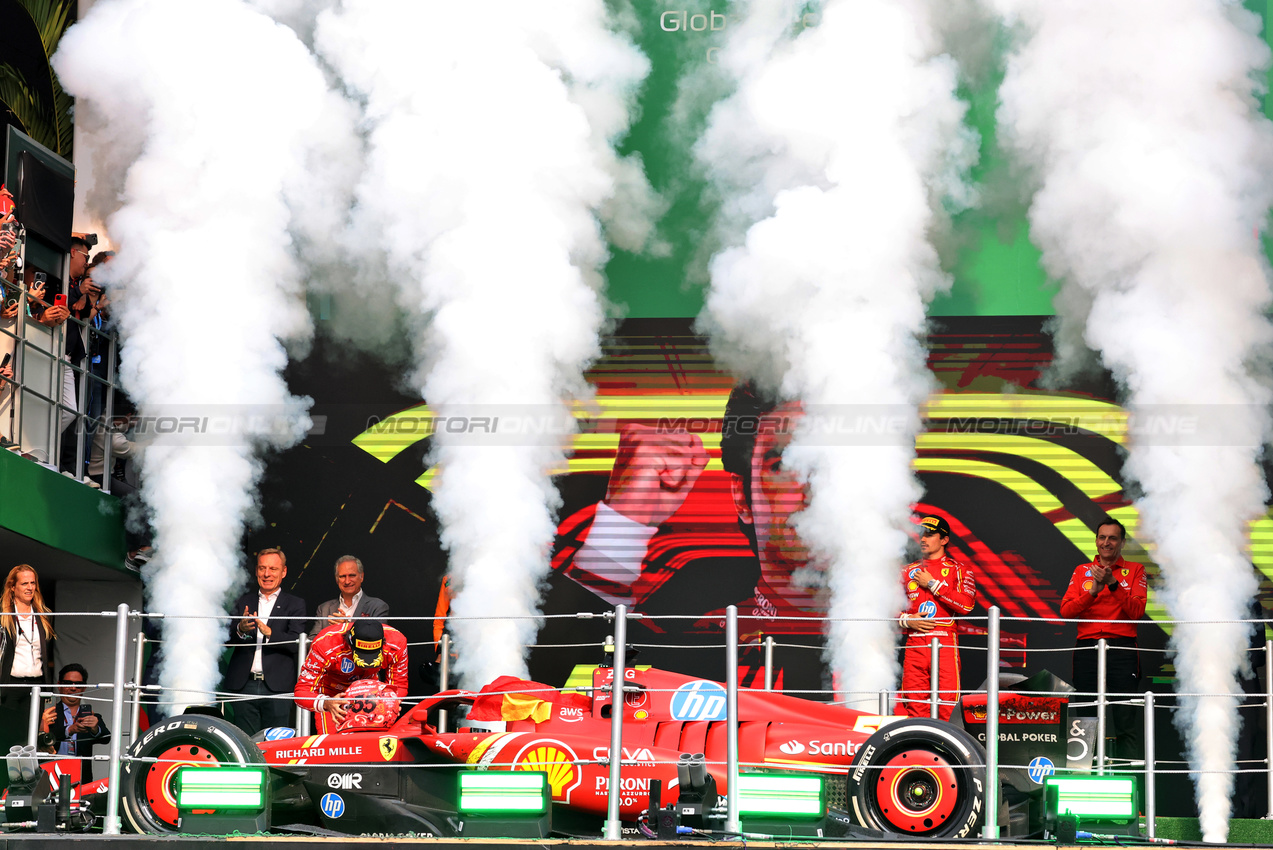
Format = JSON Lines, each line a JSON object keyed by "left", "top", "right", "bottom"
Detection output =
{"left": 0, "top": 266, "right": 125, "bottom": 487}
{"left": 10, "top": 604, "right": 1273, "bottom": 837}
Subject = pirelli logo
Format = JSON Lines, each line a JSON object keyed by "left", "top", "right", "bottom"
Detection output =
{"left": 354, "top": 639, "right": 382, "bottom": 651}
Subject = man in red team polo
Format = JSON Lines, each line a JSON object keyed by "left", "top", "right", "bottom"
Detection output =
{"left": 1059, "top": 517, "right": 1147, "bottom": 759}
{"left": 898, "top": 515, "right": 977, "bottom": 721}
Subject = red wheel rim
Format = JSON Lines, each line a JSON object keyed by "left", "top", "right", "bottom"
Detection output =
{"left": 142, "top": 743, "right": 220, "bottom": 826}
{"left": 873, "top": 749, "right": 959, "bottom": 833}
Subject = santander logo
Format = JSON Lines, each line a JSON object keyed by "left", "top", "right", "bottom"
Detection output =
{"left": 778, "top": 740, "right": 805, "bottom": 756}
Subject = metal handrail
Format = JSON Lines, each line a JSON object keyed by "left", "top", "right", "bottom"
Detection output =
{"left": 11, "top": 604, "right": 1273, "bottom": 834}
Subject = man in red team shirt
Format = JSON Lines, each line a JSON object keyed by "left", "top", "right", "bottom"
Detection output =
{"left": 294, "top": 619, "right": 409, "bottom": 733}
{"left": 898, "top": 515, "right": 977, "bottom": 721}
{"left": 1059, "top": 517, "right": 1147, "bottom": 759}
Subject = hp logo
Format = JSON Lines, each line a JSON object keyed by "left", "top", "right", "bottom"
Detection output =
{"left": 918, "top": 600, "right": 937, "bottom": 618}
{"left": 669, "top": 681, "right": 728, "bottom": 721}
{"left": 320, "top": 792, "right": 345, "bottom": 819}
{"left": 340, "top": 657, "right": 355, "bottom": 674}
{"left": 263, "top": 727, "right": 296, "bottom": 741}
{"left": 1027, "top": 756, "right": 1055, "bottom": 784}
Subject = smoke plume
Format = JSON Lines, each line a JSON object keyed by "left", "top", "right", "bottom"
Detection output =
{"left": 313, "top": 1, "right": 652, "bottom": 688}
{"left": 993, "top": 1, "right": 1273, "bottom": 839}
{"left": 697, "top": 0, "right": 977, "bottom": 703}
{"left": 54, "top": 0, "right": 333, "bottom": 708}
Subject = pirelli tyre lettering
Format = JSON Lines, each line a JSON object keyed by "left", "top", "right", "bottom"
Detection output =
{"left": 119, "top": 713, "right": 267, "bottom": 834}
{"left": 846, "top": 717, "right": 986, "bottom": 839}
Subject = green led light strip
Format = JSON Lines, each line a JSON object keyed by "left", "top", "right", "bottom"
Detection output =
{"left": 1046, "top": 776, "right": 1135, "bottom": 819}
{"left": 176, "top": 767, "right": 266, "bottom": 811}
{"left": 458, "top": 771, "right": 548, "bottom": 815}
{"left": 737, "top": 774, "right": 824, "bottom": 818}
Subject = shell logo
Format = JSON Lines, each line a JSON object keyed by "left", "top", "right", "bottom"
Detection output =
{"left": 516, "top": 744, "right": 580, "bottom": 801}
{"left": 1082, "top": 580, "right": 1094, "bottom": 594}
{"left": 907, "top": 580, "right": 919, "bottom": 593}
{"left": 970, "top": 704, "right": 988, "bottom": 721}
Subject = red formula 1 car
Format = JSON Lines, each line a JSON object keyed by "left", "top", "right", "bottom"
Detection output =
{"left": 83, "top": 666, "right": 987, "bottom": 838}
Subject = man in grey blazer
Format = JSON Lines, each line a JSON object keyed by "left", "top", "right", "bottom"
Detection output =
{"left": 309, "top": 556, "right": 390, "bottom": 638}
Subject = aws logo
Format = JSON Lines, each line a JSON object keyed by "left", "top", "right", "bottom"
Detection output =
{"left": 515, "top": 741, "right": 581, "bottom": 802}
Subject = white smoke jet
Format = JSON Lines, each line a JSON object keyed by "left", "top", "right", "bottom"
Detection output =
{"left": 53, "top": 0, "right": 334, "bottom": 708}
{"left": 313, "top": 1, "right": 652, "bottom": 688}
{"left": 992, "top": 0, "right": 1273, "bottom": 839}
{"left": 697, "top": 0, "right": 977, "bottom": 704}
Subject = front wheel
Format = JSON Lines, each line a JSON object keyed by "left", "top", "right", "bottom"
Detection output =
{"left": 845, "top": 717, "right": 985, "bottom": 839}
{"left": 119, "top": 714, "right": 267, "bottom": 834}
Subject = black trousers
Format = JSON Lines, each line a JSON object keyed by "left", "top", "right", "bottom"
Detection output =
{"left": 1072, "top": 637, "right": 1142, "bottom": 761}
{"left": 231, "top": 679, "right": 292, "bottom": 736}
{"left": 0, "top": 676, "right": 46, "bottom": 770}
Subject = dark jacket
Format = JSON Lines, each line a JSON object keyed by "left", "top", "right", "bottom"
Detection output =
{"left": 49, "top": 701, "right": 111, "bottom": 783}
{"left": 309, "top": 594, "right": 390, "bottom": 638}
{"left": 224, "top": 590, "right": 307, "bottom": 693}
{"left": 0, "top": 614, "right": 55, "bottom": 685}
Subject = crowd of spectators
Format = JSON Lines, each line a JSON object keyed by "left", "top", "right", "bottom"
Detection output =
{"left": 0, "top": 192, "right": 129, "bottom": 489}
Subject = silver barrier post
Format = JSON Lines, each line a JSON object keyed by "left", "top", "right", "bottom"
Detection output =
{"left": 763, "top": 635, "right": 774, "bottom": 691}
{"left": 26, "top": 685, "right": 41, "bottom": 747}
{"left": 104, "top": 603, "right": 129, "bottom": 835}
{"left": 130, "top": 631, "right": 145, "bottom": 741}
{"left": 1265, "top": 640, "right": 1272, "bottom": 819}
{"left": 725, "top": 605, "right": 741, "bottom": 835}
{"left": 930, "top": 637, "right": 940, "bottom": 719}
{"left": 296, "top": 633, "right": 311, "bottom": 736}
{"left": 984, "top": 605, "right": 1000, "bottom": 839}
{"left": 1097, "top": 638, "right": 1108, "bottom": 775}
{"left": 603, "top": 606, "right": 628, "bottom": 841}
{"left": 1145, "top": 691, "right": 1155, "bottom": 839}
{"left": 101, "top": 335, "right": 117, "bottom": 493}
{"left": 438, "top": 633, "right": 451, "bottom": 734}
{"left": 879, "top": 690, "right": 889, "bottom": 715}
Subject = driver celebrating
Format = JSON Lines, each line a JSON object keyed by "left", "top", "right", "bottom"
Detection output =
{"left": 898, "top": 515, "right": 977, "bottom": 721}
{"left": 294, "top": 619, "right": 408, "bottom": 733}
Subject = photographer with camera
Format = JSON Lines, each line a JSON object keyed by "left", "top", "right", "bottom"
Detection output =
{"left": 48, "top": 663, "right": 110, "bottom": 783}
{"left": 50, "top": 235, "right": 102, "bottom": 472}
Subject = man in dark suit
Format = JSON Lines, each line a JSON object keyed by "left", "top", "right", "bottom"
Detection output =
{"left": 224, "top": 548, "right": 307, "bottom": 735}
{"left": 309, "top": 555, "right": 390, "bottom": 638}
{"left": 49, "top": 663, "right": 110, "bottom": 783}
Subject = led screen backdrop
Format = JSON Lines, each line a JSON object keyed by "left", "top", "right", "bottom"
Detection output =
{"left": 257, "top": 316, "right": 1273, "bottom": 696}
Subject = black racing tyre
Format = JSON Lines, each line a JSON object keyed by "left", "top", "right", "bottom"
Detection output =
{"left": 119, "top": 713, "right": 267, "bottom": 834}
{"left": 845, "top": 717, "right": 986, "bottom": 839}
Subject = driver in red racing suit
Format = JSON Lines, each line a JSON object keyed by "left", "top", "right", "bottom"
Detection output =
{"left": 294, "top": 619, "right": 408, "bottom": 733}
{"left": 898, "top": 515, "right": 977, "bottom": 721}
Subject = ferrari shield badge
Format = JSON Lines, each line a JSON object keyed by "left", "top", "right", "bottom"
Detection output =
{"left": 379, "top": 736, "right": 399, "bottom": 761}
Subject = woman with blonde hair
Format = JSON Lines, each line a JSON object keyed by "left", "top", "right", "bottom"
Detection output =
{"left": 0, "top": 565, "right": 55, "bottom": 752}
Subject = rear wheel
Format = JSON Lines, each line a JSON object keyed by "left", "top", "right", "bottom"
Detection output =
{"left": 119, "top": 714, "right": 266, "bottom": 834}
{"left": 846, "top": 718, "right": 985, "bottom": 838}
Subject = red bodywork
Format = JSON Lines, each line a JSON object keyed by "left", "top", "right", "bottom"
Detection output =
{"left": 256, "top": 667, "right": 896, "bottom": 820}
